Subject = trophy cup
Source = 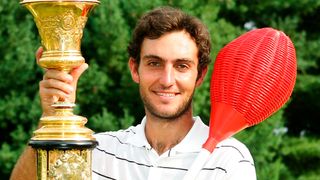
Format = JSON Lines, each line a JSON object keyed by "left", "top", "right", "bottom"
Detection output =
{"left": 20, "top": 0, "right": 100, "bottom": 179}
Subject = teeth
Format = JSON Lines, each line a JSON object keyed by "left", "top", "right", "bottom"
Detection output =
{"left": 157, "top": 92, "right": 175, "bottom": 97}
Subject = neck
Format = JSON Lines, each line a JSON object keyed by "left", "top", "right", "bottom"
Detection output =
{"left": 145, "top": 111, "right": 194, "bottom": 155}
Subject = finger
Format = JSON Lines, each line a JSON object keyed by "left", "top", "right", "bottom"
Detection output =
{"left": 43, "top": 69, "right": 73, "bottom": 84}
{"left": 52, "top": 95, "right": 59, "bottom": 103}
{"left": 70, "top": 63, "right": 89, "bottom": 82}
{"left": 40, "top": 88, "right": 71, "bottom": 102}
{"left": 40, "top": 79, "right": 74, "bottom": 95}
{"left": 36, "top": 47, "right": 43, "bottom": 64}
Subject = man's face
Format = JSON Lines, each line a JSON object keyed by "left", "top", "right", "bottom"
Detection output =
{"left": 129, "top": 31, "right": 206, "bottom": 120}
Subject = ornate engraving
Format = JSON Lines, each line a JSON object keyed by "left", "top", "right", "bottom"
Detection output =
{"left": 48, "top": 150, "right": 91, "bottom": 180}
{"left": 34, "top": 10, "right": 88, "bottom": 51}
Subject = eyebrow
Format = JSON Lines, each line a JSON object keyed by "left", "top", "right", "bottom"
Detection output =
{"left": 142, "top": 54, "right": 195, "bottom": 64}
{"left": 142, "top": 54, "right": 163, "bottom": 61}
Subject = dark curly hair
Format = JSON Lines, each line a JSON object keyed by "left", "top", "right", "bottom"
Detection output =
{"left": 127, "top": 6, "right": 211, "bottom": 77}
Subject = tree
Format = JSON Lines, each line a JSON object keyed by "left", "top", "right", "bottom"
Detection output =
{"left": 1, "top": 0, "right": 319, "bottom": 179}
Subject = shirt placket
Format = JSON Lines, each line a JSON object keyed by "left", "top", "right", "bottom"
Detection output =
{"left": 147, "top": 148, "right": 170, "bottom": 180}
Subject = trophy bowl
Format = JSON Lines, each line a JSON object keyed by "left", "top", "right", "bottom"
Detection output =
{"left": 21, "top": 0, "right": 100, "bottom": 72}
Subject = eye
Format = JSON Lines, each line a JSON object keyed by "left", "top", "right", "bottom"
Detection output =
{"left": 176, "top": 63, "right": 189, "bottom": 71}
{"left": 148, "top": 61, "right": 161, "bottom": 67}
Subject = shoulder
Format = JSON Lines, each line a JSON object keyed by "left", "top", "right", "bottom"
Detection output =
{"left": 205, "top": 137, "right": 256, "bottom": 179}
{"left": 215, "top": 137, "right": 254, "bottom": 162}
{"left": 93, "top": 125, "right": 138, "bottom": 149}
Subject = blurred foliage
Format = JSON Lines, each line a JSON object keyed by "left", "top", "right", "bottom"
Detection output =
{"left": 280, "top": 137, "right": 320, "bottom": 180}
{"left": 235, "top": 109, "right": 288, "bottom": 180}
{"left": 0, "top": 0, "right": 319, "bottom": 179}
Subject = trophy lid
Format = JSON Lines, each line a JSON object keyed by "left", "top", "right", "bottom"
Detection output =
{"left": 20, "top": 0, "right": 100, "bottom": 4}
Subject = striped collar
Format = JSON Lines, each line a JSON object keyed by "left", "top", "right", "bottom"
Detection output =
{"left": 125, "top": 116, "right": 209, "bottom": 154}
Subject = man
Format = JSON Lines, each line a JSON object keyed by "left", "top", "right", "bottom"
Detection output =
{"left": 11, "top": 7, "right": 256, "bottom": 180}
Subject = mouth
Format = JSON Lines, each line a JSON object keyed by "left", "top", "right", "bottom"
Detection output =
{"left": 156, "top": 92, "right": 177, "bottom": 97}
{"left": 154, "top": 91, "right": 180, "bottom": 99}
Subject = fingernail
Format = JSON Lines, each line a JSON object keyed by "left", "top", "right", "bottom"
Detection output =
{"left": 69, "top": 86, "right": 74, "bottom": 93}
{"left": 84, "top": 63, "right": 89, "bottom": 69}
{"left": 67, "top": 75, "right": 73, "bottom": 82}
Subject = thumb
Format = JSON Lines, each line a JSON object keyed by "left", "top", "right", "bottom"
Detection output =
{"left": 70, "top": 63, "right": 89, "bottom": 85}
{"left": 35, "top": 47, "right": 43, "bottom": 65}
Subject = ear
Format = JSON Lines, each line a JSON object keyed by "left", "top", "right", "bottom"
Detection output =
{"left": 129, "top": 57, "right": 140, "bottom": 83}
{"left": 196, "top": 66, "right": 208, "bottom": 87}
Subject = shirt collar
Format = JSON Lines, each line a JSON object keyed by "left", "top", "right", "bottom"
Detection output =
{"left": 125, "top": 116, "right": 209, "bottom": 153}
{"left": 125, "top": 117, "right": 152, "bottom": 149}
{"left": 171, "top": 116, "right": 209, "bottom": 153}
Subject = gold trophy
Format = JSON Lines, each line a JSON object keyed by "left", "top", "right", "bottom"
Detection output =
{"left": 20, "top": 0, "right": 100, "bottom": 179}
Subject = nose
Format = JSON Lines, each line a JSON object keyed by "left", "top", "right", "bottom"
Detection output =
{"left": 159, "top": 65, "right": 175, "bottom": 87}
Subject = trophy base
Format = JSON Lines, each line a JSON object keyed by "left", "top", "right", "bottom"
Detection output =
{"left": 29, "top": 139, "right": 98, "bottom": 150}
{"left": 30, "top": 141, "right": 96, "bottom": 180}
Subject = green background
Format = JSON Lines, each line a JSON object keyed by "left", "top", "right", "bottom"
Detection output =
{"left": 1, "top": 0, "right": 320, "bottom": 179}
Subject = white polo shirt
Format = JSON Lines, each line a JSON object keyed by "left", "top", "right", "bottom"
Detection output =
{"left": 92, "top": 116, "right": 256, "bottom": 180}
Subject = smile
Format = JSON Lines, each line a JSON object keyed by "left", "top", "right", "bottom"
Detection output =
{"left": 156, "top": 92, "right": 178, "bottom": 97}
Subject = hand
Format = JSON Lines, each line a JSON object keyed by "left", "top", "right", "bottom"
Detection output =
{"left": 36, "top": 47, "right": 89, "bottom": 116}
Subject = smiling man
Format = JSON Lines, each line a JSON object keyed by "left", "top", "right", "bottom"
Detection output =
{"left": 129, "top": 30, "right": 201, "bottom": 155}
{"left": 11, "top": 6, "right": 256, "bottom": 180}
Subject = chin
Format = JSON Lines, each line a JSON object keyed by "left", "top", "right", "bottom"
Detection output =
{"left": 151, "top": 109, "right": 187, "bottom": 120}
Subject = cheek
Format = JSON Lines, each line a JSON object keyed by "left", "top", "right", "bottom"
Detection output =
{"left": 137, "top": 70, "right": 155, "bottom": 85}
{"left": 181, "top": 69, "right": 198, "bottom": 82}
{"left": 177, "top": 72, "right": 198, "bottom": 89}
